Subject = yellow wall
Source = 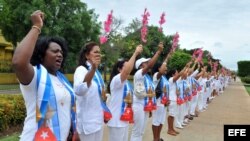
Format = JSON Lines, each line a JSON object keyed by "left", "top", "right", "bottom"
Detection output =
{"left": 0, "top": 30, "right": 14, "bottom": 72}
{"left": 0, "top": 73, "right": 19, "bottom": 84}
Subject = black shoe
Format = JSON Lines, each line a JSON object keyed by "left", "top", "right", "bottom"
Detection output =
{"left": 188, "top": 116, "right": 193, "bottom": 120}
{"left": 190, "top": 114, "right": 195, "bottom": 117}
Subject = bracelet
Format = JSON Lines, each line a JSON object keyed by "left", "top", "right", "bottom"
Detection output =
{"left": 32, "top": 25, "right": 41, "bottom": 34}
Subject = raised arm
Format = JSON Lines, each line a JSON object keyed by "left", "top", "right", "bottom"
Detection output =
{"left": 156, "top": 49, "right": 172, "bottom": 80}
{"left": 173, "top": 61, "right": 190, "bottom": 82}
{"left": 83, "top": 47, "right": 101, "bottom": 87}
{"left": 12, "top": 10, "right": 44, "bottom": 85}
{"left": 142, "top": 42, "right": 164, "bottom": 75}
{"left": 120, "top": 45, "right": 143, "bottom": 82}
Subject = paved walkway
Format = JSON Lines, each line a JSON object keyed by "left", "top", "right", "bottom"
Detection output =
{"left": 103, "top": 78, "right": 250, "bottom": 141}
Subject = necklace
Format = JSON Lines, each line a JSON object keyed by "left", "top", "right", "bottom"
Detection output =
{"left": 55, "top": 82, "right": 67, "bottom": 106}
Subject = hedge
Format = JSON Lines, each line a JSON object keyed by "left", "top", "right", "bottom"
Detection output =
{"left": 0, "top": 94, "right": 25, "bottom": 132}
{"left": 241, "top": 76, "right": 250, "bottom": 84}
{"left": 237, "top": 61, "right": 250, "bottom": 77}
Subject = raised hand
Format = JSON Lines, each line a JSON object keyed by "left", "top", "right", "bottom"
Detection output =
{"left": 135, "top": 44, "right": 143, "bottom": 55}
{"left": 89, "top": 54, "right": 101, "bottom": 69}
{"left": 158, "top": 42, "right": 164, "bottom": 52}
{"left": 31, "top": 10, "right": 44, "bottom": 28}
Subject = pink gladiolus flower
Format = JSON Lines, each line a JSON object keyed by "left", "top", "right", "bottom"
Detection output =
{"left": 158, "top": 12, "right": 166, "bottom": 32}
{"left": 141, "top": 8, "right": 150, "bottom": 43}
{"left": 195, "top": 48, "right": 203, "bottom": 63}
{"left": 192, "top": 48, "right": 203, "bottom": 63}
{"left": 192, "top": 50, "right": 198, "bottom": 59}
{"left": 99, "top": 10, "right": 113, "bottom": 45}
{"left": 100, "top": 36, "right": 108, "bottom": 44}
{"left": 171, "top": 32, "right": 179, "bottom": 51}
{"left": 197, "top": 50, "right": 203, "bottom": 62}
{"left": 104, "top": 10, "right": 113, "bottom": 33}
{"left": 141, "top": 25, "right": 148, "bottom": 43}
{"left": 159, "top": 12, "right": 166, "bottom": 25}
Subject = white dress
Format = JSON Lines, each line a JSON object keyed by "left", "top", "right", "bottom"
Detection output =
{"left": 20, "top": 66, "right": 71, "bottom": 141}
{"left": 107, "top": 73, "right": 130, "bottom": 141}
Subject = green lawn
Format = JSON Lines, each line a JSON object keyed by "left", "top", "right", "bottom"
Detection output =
{"left": 0, "top": 133, "right": 20, "bottom": 141}
{"left": 245, "top": 85, "right": 250, "bottom": 95}
{"left": 0, "top": 84, "right": 19, "bottom": 90}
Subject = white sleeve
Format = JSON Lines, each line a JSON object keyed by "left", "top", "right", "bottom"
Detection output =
{"left": 20, "top": 66, "right": 37, "bottom": 96}
{"left": 73, "top": 66, "right": 89, "bottom": 96}
{"left": 190, "top": 69, "right": 199, "bottom": 78}
{"left": 110, "top": 73, "right": 124, "bottom": 91}
{"left": 153, "top": 72, "right": 160, "bottom": 87}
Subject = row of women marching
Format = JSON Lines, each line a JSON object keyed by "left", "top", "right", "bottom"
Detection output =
{"left": 106, "top": 41, "right": 231, "bottom": 141}
{"left": 13, "top": 10, "right": 232, "bottom": 141}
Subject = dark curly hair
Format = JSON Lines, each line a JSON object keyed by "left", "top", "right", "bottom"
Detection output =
{"left": 78, "top": 42, "right": 99, "bottom": 69}
{"left": 30, "top": 36, "right": 68, "bottom": 71}
{"left": 166, "top": 69, "right": 177, "bottom": 80}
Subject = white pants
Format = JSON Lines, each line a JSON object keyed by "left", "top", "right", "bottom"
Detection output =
{"left": 168, "top": 100, "right": 177, "bottom": 117}
{"left": 79, "top": 127, "right": 103, "bottom": 141}
{"left": 130, "top": 103, "right": 149, "bottom": 141}
{"left": 183, "top": 102, "right": 189, "bottom": 116}
{"left": 190, "top": 94, "right": 198, "bottom": 115}
{"left": 197, "top": 92, "right": 204, "bottom": 111}
{"left": 108, "top": 126, "right": 129, "bottom": 141}
{"left": 152, "top": 105, "right": 167, "bottom": 126}
{"left": 175, "top": 104, "right": 184, "bottom": 127}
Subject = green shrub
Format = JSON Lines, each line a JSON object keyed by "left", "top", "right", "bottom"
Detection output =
{"left": 241, "top": 76, "right": 250, "bottom": 84}
{"left": 237, "top": 61, "right": 250, "bottom": 77}
{"left": 0, "top": 94, "right": 25, "bottom": 132}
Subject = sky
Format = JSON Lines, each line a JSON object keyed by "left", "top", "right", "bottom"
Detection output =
{"left": 83, "top": 0, "right": 250, "bottom": 71}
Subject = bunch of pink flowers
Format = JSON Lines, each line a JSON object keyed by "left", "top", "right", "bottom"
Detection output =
{"left": 158, "top": 12, "right": 166, "bottom": 32}
{"left": 171, "top": 32, "right": 179, "bottom": 51}
{"left": 192, "top": 48, "right": 204, "bottom": 64}
{"left": 141, "top": 8, "right": 150, "bottom": 43}
{"left": 100, "top": 10, "right": 113, "bottom": 44}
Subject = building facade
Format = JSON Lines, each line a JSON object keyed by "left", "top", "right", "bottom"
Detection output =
{"left": 0, "top": 30, "right": 14, "bottom": 72}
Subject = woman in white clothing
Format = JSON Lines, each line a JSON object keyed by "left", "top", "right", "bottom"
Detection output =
{"left": 152, "top": 62, "right": 170, "bottom": 141}
{"left": 107, "top": 45, "right": 142, "bottom": 141}
{"left": 12, "top": 10, "right": 78, "bottom": 141}
{"left": 166, "top": 63, "right": 189, "bottom": 136}
{"left": 74, "top": 42, "right": 110, "bottom": 141}
{"left": 130, "top": 42, "right": 163, "bottom": 141}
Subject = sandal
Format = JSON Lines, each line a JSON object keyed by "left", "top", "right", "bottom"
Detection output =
{"left": 167, "top": 131, "right": 177, "bottom": 136}
{"left": 174, "top": 130, "right": 180, "bottom": 134}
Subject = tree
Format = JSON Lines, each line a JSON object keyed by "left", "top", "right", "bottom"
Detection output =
{"left": 168, "top": 51, "right": 191, "bottom": 71}
{"left": 100, "top": 17, "right": 124, "bottom": 82}
{"left": 0, "top": 0, "right": 101, "bottom": 72}
{"left": 124, "top": 18, "right": 141, "bottom": 35}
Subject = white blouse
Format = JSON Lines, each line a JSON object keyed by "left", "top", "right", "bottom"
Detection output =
{"left": 73, "top": 65, "right": 103, "bottom": 135}
{"left": 20, "top": 67, "right": 71, "bottom": 141}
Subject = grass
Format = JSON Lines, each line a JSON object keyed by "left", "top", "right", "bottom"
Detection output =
{"left": 0, "top": 84, "right": 19, "bottom": 90}
{"left": 0, "top": 133, "right": 20, "bottom": 141}
{"left": 245, "top": 85, "right": 250, "bottom": 95}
